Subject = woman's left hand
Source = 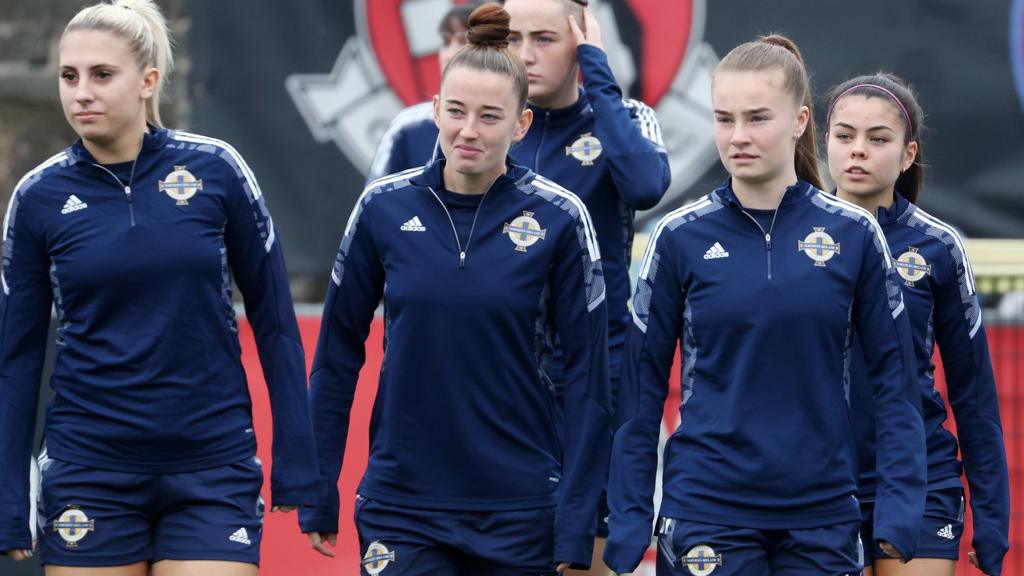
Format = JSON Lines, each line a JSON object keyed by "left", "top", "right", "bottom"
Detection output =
{"left": 568, "top": 7, "right": 603, "bottom": 51}
{"left": 270, "top": 505, "right": 296, "bottom": 513}
{"left": 556, "top": 561, "right": 570, "bottom": 572}
{"left": 878, "top": 540, "right": 903, "bottom": 560}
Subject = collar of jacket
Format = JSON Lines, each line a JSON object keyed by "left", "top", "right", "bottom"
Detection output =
{"left": 410, "top": 157, "right": 535, "bottom": 194}
{"left": 67, "top": 124, "right": 169, "bottom": 165}
{"left": 527, "top": 88, "right": 591, "bottom": 126}
{"left": 875, "top": 190, "right": 913, "bottom": 226}
{"left": 712, "top": 177, "right": 815, "bottom": 209}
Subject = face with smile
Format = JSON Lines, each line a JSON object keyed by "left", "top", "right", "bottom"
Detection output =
{"left": 712, "top": 68, "right": 808, "bottom": 191}
{"left": 505, "top": 0, "right": 579, "bottom": 109}
{"left": 827, "top": 94, "right": 917, "bottom": 204}
{"left": 434, "top": 65, "right": 532, "bottom": 193}
{"left": 59, "top": 29, "right": 157, "bottom": 160}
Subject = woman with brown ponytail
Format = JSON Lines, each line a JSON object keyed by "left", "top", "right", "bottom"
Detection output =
{"left": 299, "top": 4, "right": 610, "bottom": 574}
{"left": 605, "top": 35, "right": 927, "bottom": 575}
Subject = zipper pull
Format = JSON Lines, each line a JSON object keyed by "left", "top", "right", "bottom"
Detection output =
{"left": 460, "top": 251, "right": 466, "bottom": 268}
{"left": 765, "top": 233, "right": 772, "bottom": 250}
{"left": 125, "top": 185, "right": 132, "bottom": 197}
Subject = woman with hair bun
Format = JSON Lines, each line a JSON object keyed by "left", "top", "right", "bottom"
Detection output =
{"left": 826, "top": 73, "right": 1010, "bottom": 576}
{"left": 605, "top": 35, "right": 927, "bottom": 575}
{"left": 0, "top": 0, "right": 319, "bottom": 574}
{"left": 299, "top": 3, "right": 610, "bottom": 574}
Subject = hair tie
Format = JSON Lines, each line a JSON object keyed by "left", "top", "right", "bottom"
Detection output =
{"left": 827, "top": 84, "right": 914, "bottom": 139}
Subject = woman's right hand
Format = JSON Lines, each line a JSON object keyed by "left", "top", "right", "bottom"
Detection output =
{"left": 6, "top": 548, "right": 34, "bottom": 561}
{"left": 306, "top": 532, "right": 338, "bottom": 558}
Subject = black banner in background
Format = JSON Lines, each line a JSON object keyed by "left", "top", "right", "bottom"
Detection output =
{"left": 188, "top": 0, "right": 1024, "bottom": 282}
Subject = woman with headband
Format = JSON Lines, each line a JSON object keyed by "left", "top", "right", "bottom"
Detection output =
{"left": 605, "top": 37, "right": 927, "bottom": 575}
{"left": 826, "top": 73, "right": 1010, "bottom": 576}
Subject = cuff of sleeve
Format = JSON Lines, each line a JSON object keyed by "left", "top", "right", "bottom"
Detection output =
{"left": 603, "top": 521, "right": 651, "bottom": 574}
{"left": 554, "top": 536, "right": 593, "bottom": 571}
{"left": 269, "top": 489, "right": 319, "bottom": 509}
{"left": 0, "top": 528, "right": 33, "bottom": 554}
{"left": 297, "top": 508, "right": 339, "bottom": 534}
{"left": 872, "top": 530, "right": 915, "bottom": 563}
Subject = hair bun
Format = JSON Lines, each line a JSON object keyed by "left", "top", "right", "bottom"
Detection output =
{"left": 466, "top": 3, "right": 511, "bottom": 49}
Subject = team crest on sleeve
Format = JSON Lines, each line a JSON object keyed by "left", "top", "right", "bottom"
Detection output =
{"left": 503, "top": 211, "right": 547, "bottom": 252}
{"left": 565, "top": 133, "right": 603, "bottom": 166}
{"left": 158, "top": 165, "right": 203, "bottom": 205}
{"left": 798, "top": 227, "right": 841, "bottom": 267}
{"left": 362, "top": 541, "right": 395, "bottom": 575}
{"left": 894, "top": 247, "right": 932, "bottom": 286}
{"left": 54, "top": 506, "right": 95, "bottom": 547}
{"left": 682, "top": 544, "right": 723, "bottom": 575}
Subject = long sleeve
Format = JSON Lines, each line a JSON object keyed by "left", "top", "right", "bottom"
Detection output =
{"left": 223, "top": 156, "right": 318, "bottom": 507}
{"left": 578, "top": 45, "right": 670, "bottom": 211}
{"left": 932, "top": 242, "right": 1008, "bottom": 576}
{"left": 604, "top": 225, "right": 683, "bottom": 574}
{"left": 852, "top": 228, "right": 927, "bottom": 560}
{"left": 0, "top": 188, "right": 52, "bottom": 551}
{"left": 298, "top": 191, "right": 385, "bottom": 534}
{"left": 550, "top": 203, "right": 611, "bottom": 568}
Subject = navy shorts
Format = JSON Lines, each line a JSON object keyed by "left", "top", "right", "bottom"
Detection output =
{"left": 37, "top": 454, "right": 265, "bottom": 567}
{"left": 354, "top": 495, "right": 559, "bottom": 575}
{"left": 655, "top": 517, "right": 862, "bottom": 576}
{"left": 860, "top": 486, "right": 965, "bottom": 564}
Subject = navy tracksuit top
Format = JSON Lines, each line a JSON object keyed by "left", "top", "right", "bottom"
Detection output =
{"left": 849, "top": 192, "right": 1009, "bottom": 575}
{"left": 0, "top": 128, "right": 318, "bottom": 551}
{"left": 298, "top": 159, "right": 611, "bottom": 566}
{"left": 605, "top": 180, "right": 928, "bottom": 574}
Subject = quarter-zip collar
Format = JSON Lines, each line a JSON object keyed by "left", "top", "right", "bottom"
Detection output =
{"left": 876, "top": 190, "right": 913, "bottom": 227}
{"left": 66, "top": 125, "right": 168, "bottom": 166}
{"left": 712, "top": 177, "right": 814, "bottom": 210}
{"left": 409, "top": 156, "right": 535, "bottom": 195}
{"left": 527, "top": 88, "right": 591, "bottom": 126}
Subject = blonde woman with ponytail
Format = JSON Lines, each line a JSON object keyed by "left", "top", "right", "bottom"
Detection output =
{"left": 605, "top": 35, "right": 928, "bottom": 575}
{"left": 0, "top": 1, "right": 318, "bottom": 574}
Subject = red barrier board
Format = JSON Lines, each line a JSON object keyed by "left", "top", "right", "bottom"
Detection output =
{"left": 241, "top": 318, "right": 1021, "bottom": 575}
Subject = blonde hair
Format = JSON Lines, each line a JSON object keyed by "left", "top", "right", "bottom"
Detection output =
{"left": 64, "top": 0, "right": 174, "bottom": 127}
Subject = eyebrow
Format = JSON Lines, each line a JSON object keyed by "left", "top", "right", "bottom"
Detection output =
{"left": 833, "top": 121, "right": 895, "bottom": 132}
{"left": 712, "top": 107, "right": 772, "bottom": 115}
{"left": 444, "top": 99, "right": 506, "bottom": 112}
{"left": 60, "top": 63, "right": 121, "bottom": 71}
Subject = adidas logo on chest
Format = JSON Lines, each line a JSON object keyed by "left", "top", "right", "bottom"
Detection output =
{"left": 61, "top": 195, "right": 88, "bottom": 215}
{"left": 703, "top": 241, "right": 729, "bottom": 260}
{"left": 400, "top": 216, "right": 426, "bottom": 232}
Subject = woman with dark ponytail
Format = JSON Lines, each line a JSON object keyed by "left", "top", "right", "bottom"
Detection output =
{"left": 605, "top": 35, "right": 927, "bottom": 575}
{"left": 0, "top": 0, "right": 319, "bottom": 573}
{"left": 827, "top": 73, "right": 1010, "bottom": 576}
{"left": 300, "top": 4, "right": 610, "bottom": 574}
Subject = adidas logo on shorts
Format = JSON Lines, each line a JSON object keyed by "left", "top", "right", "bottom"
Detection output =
{"left": 937, "top": 524, "right": 955, "bottom": 540}
{"left": 229, "top": 527, "right": 251, "bottom": 545}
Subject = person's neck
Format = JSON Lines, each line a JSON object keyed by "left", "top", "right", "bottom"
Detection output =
{"left": 83, "top": 125, "right": 147, "bottom": 164}
{"left": 732, "top": 171, "right": 799, "bottom": 210}
{"left": 443, "top": 163, "right": 505, "bottom": 195}
{"left": 836, "top": 187, "right": 895, "bottom": 220}
{"left": 529, "top": 77, "right": 580, "bottom": 110}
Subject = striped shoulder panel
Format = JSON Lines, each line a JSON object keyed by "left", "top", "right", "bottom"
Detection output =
{"left": 631, "top": 195, "right": 721, "bottom": 333}
{"left": 638, "top": 195, "right": 719, "bottom": 280}
{"left": 905, "top": 205, "right": 982, "bottom": 337}
{"left": 623, "top": 98, "right": 664, "bottom": 147}
{"left": 3, "top": 151, "right": 70, "bottom": 294}
{"left": 526, "top": 175, "right": 601, "bottom": 262}
{"left": 811, "top": 192, "right": 896, "bottom": 267}
{"left": 172, "top": 131, "right": 277, "bottom": 252}
{"left": 331, "top": 166, "right": 425, "bottom": 286}
{"left": 812, "top": 192, "right": 905, "bottom": 319}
